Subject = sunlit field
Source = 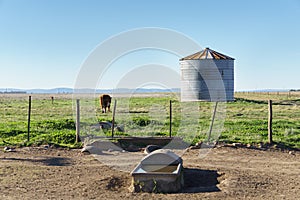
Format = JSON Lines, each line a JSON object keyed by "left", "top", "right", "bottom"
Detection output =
{"left": 0, "top": 92, "right": 299, "bottom": 149}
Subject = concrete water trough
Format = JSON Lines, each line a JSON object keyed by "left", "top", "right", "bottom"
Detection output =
{"left": 130, "top": 149, "right": 184, "bottom": 193}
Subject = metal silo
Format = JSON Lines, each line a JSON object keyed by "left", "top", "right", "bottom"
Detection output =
{"left": 180, "top": 47, "right": 234, "bottom": 102}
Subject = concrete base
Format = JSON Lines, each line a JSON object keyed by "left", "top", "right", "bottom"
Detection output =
{"left": 130, "top": 163, "right": 184, "bottom": 193}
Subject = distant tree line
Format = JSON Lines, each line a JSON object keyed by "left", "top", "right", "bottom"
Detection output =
{"left": 0, "top": 91, "right": 27, "bottom": 94}
{"left": 289, "top": 89, "right": 300, "bottom": 92}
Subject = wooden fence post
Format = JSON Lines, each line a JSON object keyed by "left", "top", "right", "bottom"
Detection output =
{"left": 169, "top": 100, "right": 172, "bottom": 138}
{"left": 111, "top": 99, "right": 117, "bottom": 138}
{"left": 76, "top": 99, "right": 80, "bottom": 143}
{"left": 268, "top": 100, "right": 273, "bottom": 144}
{"left": 27, "top": 96, "right": 31, "bottom": 142}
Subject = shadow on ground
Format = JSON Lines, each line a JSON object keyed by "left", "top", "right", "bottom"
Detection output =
{"left": 182, "top": 168, "right": 221, "bottom": 193}
{"left": 1, "top": 157, "right": 73, "bottom": 166}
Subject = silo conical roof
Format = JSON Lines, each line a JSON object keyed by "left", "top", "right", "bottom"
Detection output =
{"left": 180, "top": 47, "right": 234, "bottom": 60}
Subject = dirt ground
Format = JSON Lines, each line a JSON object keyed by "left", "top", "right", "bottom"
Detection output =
{"left": 0, "top": 145, "right": 299, "bottom": 200}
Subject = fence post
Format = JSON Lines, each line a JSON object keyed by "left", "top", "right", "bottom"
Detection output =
{"left": 27, "top": 96, "right": 31, "bottom": 142}
{"left": 208, "top": 101, "right": 218, "bottom": 142}
{"left": 268, "top": 100, "right": 273, "bottom": 144}
{"left": 111, "top": 99, "right": 117, "bottom": 138}
{"left": 169, "top": 100, "right": 172, "bottom": 138}
{"left": 76, "top": 99, "right": 80, "bottom": 143}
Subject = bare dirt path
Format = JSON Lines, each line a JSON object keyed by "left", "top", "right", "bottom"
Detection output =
{"left": 0, "top": 146, "right": 299, "bottom": 200}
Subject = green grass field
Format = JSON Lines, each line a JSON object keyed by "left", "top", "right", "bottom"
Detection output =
{"left": 0, "top": 92, "right": 299, "bottom": 149}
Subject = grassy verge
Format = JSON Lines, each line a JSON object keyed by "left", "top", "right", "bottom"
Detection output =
{"left": 0, "top": 92, "right": 299, "bottom": 149}
{"left": 0, "top": 94, "right": 80, "bottom": 148}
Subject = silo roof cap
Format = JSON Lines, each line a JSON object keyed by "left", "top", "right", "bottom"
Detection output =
{"left": 180, "top": 47, "right": 235, "bottom": 60}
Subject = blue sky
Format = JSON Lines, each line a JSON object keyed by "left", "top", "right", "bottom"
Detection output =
{"left": 0, "top": 0, "right": 299, "bottom": 91}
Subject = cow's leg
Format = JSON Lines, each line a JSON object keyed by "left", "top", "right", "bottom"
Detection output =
{"left": 107, "top": 102, "right": 111, "bottom": 112}
{"left": 100, "top": 96, "right": 104, "bottom": 112}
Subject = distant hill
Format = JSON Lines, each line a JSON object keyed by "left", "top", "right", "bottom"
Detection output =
{"left": 1, "top": 87, "right": 295, "bottom": 94}
{"left": 0, "top": 88, "right": 74, "bottom": 94}
{"left": 0, "top": 88, "right": 181, "bottom": 94}
{"left": 237, "top": 89, "right": 290, "bottom": 93}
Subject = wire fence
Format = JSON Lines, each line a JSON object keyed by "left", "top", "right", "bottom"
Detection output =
{"left": 0, "top": 92, "right": 299, "bottom": 149}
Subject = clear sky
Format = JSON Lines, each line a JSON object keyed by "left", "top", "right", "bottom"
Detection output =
{"left": 0, "top": 0, "right": 299, "bottom": 91}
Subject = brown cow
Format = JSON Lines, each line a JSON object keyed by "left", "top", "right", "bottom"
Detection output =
{"left": 99, "top": 94, "right": 112, "bottom": 113}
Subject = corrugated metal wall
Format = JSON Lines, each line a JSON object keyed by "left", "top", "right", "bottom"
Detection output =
{"left": 180, "top": 59, "right": 234, "bottom": 102}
